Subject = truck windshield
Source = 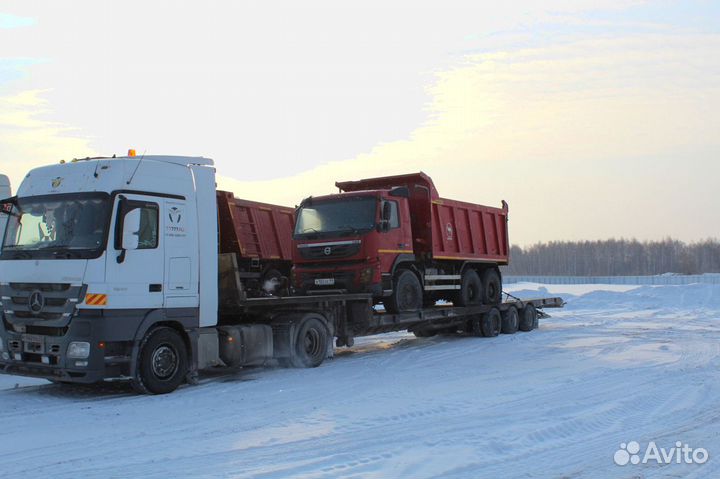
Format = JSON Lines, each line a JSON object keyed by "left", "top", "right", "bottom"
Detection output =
{"left": 294, "top": 197, "right": 376, "bottom": 238}
{"left": 1, "top": 193, "right": 111, "bottom": 259}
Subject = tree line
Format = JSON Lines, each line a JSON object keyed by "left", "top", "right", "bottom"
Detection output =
{"left": 501, "top": 239, "right": 720, "bottom": 276}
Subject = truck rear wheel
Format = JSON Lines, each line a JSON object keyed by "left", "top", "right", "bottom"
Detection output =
{"left": 519, "top": 304, "right": 537, "bottom": 332}
{"left": 384, "top": 270, "right": 422, "bottom": 314}
{"left": 132, "top": 327, "right": 188, "bottom": 395}
{"left": 290, "top": 316, "right": 329, "bottom": 368}
{"left": 501, "top": 306, "right": 519, "bottom": 334}
{"left": 481, "top": 269, "right": 502, "bottom": 305}
{"left": 454, "top": 269, "right": 482, "bottom": 306}
{"left": 481, "top": 308, "right": 501, "bottom": 337}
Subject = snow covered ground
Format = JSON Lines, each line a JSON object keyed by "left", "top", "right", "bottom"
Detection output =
{"left": 2, "top": 282, "right": 720, "bottom": 478}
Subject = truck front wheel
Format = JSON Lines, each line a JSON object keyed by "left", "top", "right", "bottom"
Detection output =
{"left": 132, "top": 327, "right": 188, "bottom": 395}
{"left": 384, "top": 270, "right": 422, "bottom": 314}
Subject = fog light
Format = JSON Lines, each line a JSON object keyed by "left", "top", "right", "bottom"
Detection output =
{"left": 359, "top": 267, "right": 374, "bottom": 284}
{"left": 67, "top": 342, "right": 90, "bottom": 359}
{"left": 41, "top": 355, "right": 50, "bottom": 365}
{"left": 1, "top": 352, "right": 9, "bottom": 360}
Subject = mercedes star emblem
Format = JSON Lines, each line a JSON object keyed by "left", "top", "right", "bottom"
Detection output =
{"left": 29, "top": 290, "right": 45, "bottom": 314}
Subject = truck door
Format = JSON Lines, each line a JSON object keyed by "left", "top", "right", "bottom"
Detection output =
{"left": 105, "top": 194, "right": 165, "bottom": 308}
{"left": 163, "top": 198, "right": 198, "bottom": 309}
{"left": 378, "top": 198, "right": 413, "bottom": 273}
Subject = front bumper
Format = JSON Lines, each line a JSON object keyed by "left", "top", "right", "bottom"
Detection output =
{"left": 0, "top": 312, "right": 130, "bottom": 384}
{"left": 294, "top": 263, "right": 383, "bottom": 296}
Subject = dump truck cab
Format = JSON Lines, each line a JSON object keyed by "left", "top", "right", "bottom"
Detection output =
{"left": 292, "top": 188, "right": 414, "bottom": 297}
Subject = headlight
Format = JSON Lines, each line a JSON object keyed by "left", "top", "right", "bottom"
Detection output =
{"left": 67, "top": 342, "right": 90, "bottom": 359}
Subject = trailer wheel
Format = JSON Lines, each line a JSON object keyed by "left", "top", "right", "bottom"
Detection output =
{"left": 132, "top": 327, "right": 188, "bottom": 395}
{"left": 481, "top": 308, "right": 501, "bottom": 337}
{"left": 519, "top": 304, "right": 537, "bottom": 332}
{"left": 501, "top": 306, "right": 519, "bottom": 334}
{"left": 468, "top": 314, "right": 483, "bottom": 337}
{"left": 290, "top": 316, "right": 329, "bottom": 368}
{"left": 481, "top": 269, "right": 502, "bottom": 305}
{"left": 454, "top": 269, "right": 483, "bottom": 306}
{"left": 384, "top": 270, "right": 422, "bottom": 313}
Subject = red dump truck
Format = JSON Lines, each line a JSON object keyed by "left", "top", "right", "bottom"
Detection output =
{"left": 216, "top": 191, "right": 294, "bottom": 296}
{"left": 292, "top": 173, "right": 509, "bottom": 312}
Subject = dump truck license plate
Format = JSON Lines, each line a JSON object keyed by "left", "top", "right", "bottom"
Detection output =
{"left": 314, "top": 278, "right": 335, "bottom": 286}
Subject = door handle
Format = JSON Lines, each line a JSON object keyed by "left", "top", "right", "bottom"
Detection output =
{"left": 149, "top": 284, "right": 162, "bottom": 292}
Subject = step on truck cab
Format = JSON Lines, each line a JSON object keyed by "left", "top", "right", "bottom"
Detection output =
{"left": 292, "top": 172, "right": 510, "bottom": 312}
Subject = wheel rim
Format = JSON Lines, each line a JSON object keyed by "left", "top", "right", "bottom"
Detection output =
{"left": 487, "top": 282, "right": 497, "bottom": 301}
{"left": 303, "top": 328, "right": 323, "bottom": 358}
{"left": 151, "top": 344, "right": 179, "bottom": 380}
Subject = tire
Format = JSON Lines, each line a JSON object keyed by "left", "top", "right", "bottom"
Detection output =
{"left": 290, "top": 316, "right": 329, "bottom": 368}
{"left": 468, "top": 314, "right": 483, "bottom": 337}
{"left": 132, "top": 327, "right": 188, "bottom": 395}
{"left": 454, "top": 269, "right": 483, "bottom": 306}
{"left": 481, "top": 308, "right": 501, "bottom": 337}
{"left": 519, "top": 304, "right": 537, "bottom": 332}
{"left": 384, "top": 269, "right": 423, "bottom": 313}
{"left": 501, "top": 306, "right": 519, "bottom": 334}
{"left": 481, "top": 269, "right": 502, "bottom": 305}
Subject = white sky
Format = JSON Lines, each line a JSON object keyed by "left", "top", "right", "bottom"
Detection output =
{"left": 1, "top": 0, "right": 718, "bottom": 245}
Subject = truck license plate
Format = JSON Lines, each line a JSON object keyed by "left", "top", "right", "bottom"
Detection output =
{"left": 314, "top": 278, "right": 335, "bottom": 286}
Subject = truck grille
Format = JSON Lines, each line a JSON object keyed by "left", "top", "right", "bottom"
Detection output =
{"left": 1, "top": 283, "right": 84, "bottom": 324}
{"left": 299, "top": 241, "right": 361, "bottom": 260}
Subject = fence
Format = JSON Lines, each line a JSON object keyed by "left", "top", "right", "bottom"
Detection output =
{"left": 504, "top": 274, "right": 720, "bottom": 285}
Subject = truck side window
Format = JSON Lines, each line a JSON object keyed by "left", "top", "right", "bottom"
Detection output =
{"left": 388, "top": 201, "right": 399, "bottom": 229}
{"left": 115, "top": 200, "right": 159, "bottom": 250}
{"left": 136, "top": 204, "right": 159, "bottom": 249}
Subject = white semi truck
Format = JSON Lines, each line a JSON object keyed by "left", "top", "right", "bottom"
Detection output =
{"left": 0, "top": 155, "right": 562, "bottom": 393}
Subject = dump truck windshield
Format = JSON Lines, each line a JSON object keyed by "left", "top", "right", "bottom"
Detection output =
{"left": 1, "top": 193, "right": 111, "bottom": 259}
{"left": 294, "top": 197, "right": 376, "bottom": 238}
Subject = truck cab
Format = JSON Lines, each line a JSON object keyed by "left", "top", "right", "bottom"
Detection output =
{"left": 292, "top": 189, "right": 413, "bottom": 298}
{"left": 0, "top": 155, "right": 219, "bottom": 392}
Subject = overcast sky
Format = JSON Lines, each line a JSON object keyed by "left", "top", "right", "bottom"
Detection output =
{"left": 1, "top": 0, "right": 718, "bottom": 245}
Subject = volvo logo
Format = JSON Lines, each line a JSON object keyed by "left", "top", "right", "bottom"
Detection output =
{"left": 28, "top": 290, "right": 45, "bottom": 314}
{"left": 323, "top": 247, "right": 332, "bottom": 256}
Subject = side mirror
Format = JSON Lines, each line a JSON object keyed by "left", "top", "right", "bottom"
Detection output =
{"left": 121, "top": 208, "right": 141, "bottom": 250}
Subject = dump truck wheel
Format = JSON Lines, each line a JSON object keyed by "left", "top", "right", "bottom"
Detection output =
{"left": 481, "top": 308, "right": 501, "bottom": 337}
{"left": 481, "top": 269, "right": 502, "bottom": 305}
{"left": 132, "top": 327, "right": 188, "bottom": 395}
{"left": 290, "top": 316, "right": 329, "bottom": 368}
{"left": 454, "top": 269, "right": 483, "bottom": 306}
{"left": 519, "top": 304, "right": 537, "bottom": 332}
{"left": 501, "top": 306, "right": 519, "bottom": 334}
{"left": 384, "top": 270, "right": 422, "bottom": 313}
{"left": 468, "top": 314, "right": 484, "bottom": 337}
